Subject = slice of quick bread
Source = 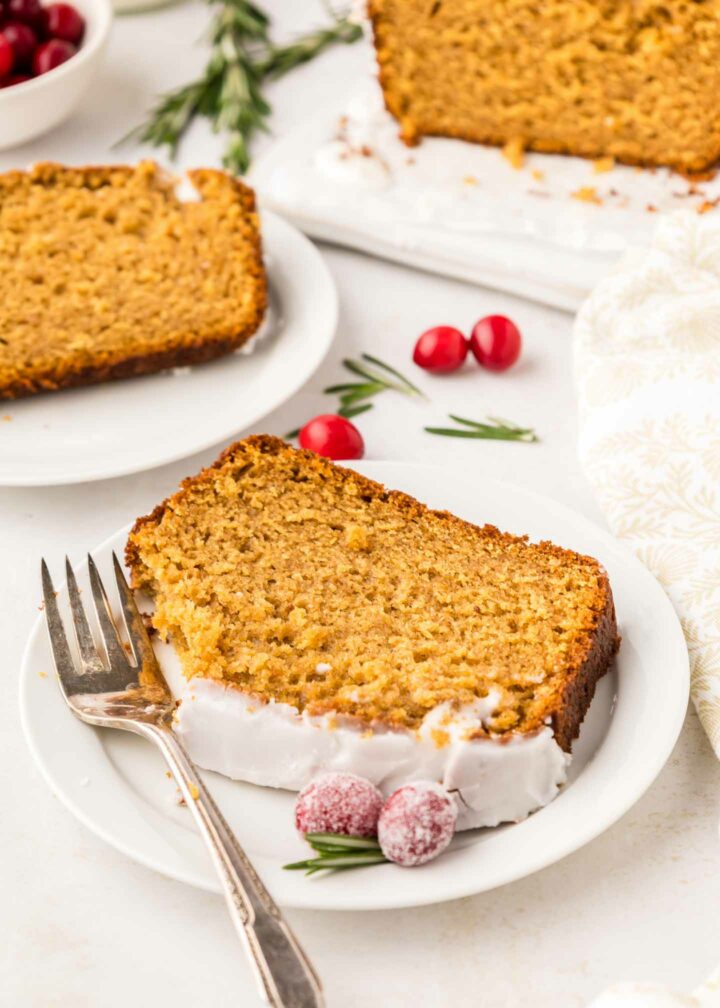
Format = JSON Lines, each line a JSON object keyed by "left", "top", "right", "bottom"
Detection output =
{"left": 0, "top": 162, "right": 266, "bottom": 399}
{"left": 126, "top": 435, "right": 619, "bottom": 753}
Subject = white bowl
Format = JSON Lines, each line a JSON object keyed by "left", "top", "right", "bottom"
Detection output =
{"left": 0, "top": 0, "right": 112, "bottom": 150}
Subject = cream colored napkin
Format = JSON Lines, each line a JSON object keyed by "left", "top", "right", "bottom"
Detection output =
{"left": 575, "top": 210, "right": 720, "bottom": 755}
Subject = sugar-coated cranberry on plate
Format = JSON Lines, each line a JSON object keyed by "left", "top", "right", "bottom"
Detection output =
{"left": 469, "top": 315, "right": 522, "bottom": 372}
{"left": 378, "top": 781, "right": 457, "bottom": 866}
{"left": 298, "top": 414, "right": 364, "bottom": 461}
{"left": 295, "top": 772, "right": 383, "bottom": 838}
{"left": 32, "top": 36, "right": 75, "bottom": 75}
{"left": 413, "top": 325, "right": 468, "bottom": 374}
{"left": 44, "top": 3, "right": 84, "bottom": 44}
{"left": 2, "top": 22, "right": 38, "bottom": 67}
{"left": 0, "top": 33, "right": 14, "bottom": 76}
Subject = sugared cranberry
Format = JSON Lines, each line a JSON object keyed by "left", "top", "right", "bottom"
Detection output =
{"left": 413, "top": 326, "right": 468, "bottom": 374}
{"left": 0, "top": 32, "right": 14, "bottom": 76}
{"left": 295, "top": 772, "right": 383, "bottom": 838}
{"left": 0, "top": 72, "right": 30, "bottom": 86}
{"left": 5, "top": 0, "right": 44, "bottom": 31}
{"left": 32, "top": 37, "right": 75, "bottom": 75}
{"left": 2, "top": 22, "right": 37, "bottom": 67}
{"left": 378, "top": 781, "right": 457, "bottom": 866}
{"left": 298, "top": 414, "right": 364, "bottom": 461}
{"left": 469, "top": 315, "right": 522, "bottom": 372}
{"left": 44, "top": 3, "right": 84, "bottom": 44}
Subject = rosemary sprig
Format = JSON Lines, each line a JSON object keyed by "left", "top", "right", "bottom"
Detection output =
{"left": 325, "top": 353, "right": 427, "bottom": 418}
{"left": 284, "top": 833, "right": 389, "bottom": 875}
{"left": 121, "top": 2, "right": 362, "bottom": 176}
{"left": 425, "top": 414, "right": 539, "bottom": 442}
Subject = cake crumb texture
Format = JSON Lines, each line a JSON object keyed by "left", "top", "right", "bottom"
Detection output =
{"left": 369, "top": 0, "right": 720, "bottom": 172}
{"left": 0, "top": 161, "right": 267, "bottom": 399}
{"left": 126, "top": 436, "right": 619, "bottom": 751}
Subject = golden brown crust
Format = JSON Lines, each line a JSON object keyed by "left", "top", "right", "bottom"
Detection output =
{"left": 126, "top": 435, "right": 619, "bottom": 751}
{"left": 0, "top": 162, "right": 267, "bottom": 400}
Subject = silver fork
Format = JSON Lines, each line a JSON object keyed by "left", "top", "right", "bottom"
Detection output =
{"left": 41, "top": 553, "right": 324, "bottom": 1008}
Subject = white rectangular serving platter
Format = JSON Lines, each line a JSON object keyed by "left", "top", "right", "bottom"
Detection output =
{"left": 251, "top": 63, "right": 720, "bottom": 313}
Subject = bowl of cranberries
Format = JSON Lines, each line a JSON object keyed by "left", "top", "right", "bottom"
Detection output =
{"left": 0, "top": 0, "right": 111, "bottom": 149}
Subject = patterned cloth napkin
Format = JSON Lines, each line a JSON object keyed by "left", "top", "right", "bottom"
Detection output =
{"left": 575, "top": 210, "right": 720, "bottom": 755}
{"left": 576, "top": 213, "right": 720, "bottom": 1004}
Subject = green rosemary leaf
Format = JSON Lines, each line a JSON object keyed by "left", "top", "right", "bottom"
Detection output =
{"left": 486, "top": 415, "right": 534, "bottom": 434}
{"left": 338, "top": 402, "right": 374, "bottom": 420}
{"left": 260, "top": 19, "right": 362, "bottom": 80}
{"left": 338, "top": 387, "right": 382, "bottom": 408}
{"left": 119, "top": 2, "right": 362, "bottom": 174}
{"left": 284, "top": 852, "right": 388, "bottom": 873}
{"left": 323, "top": 382, "right": 367, "bottom": 394}
{"left": 425, "top": 420, "right": 538, "bottom": 442}
{"left": 424, "top": 427, "right": 490, "bottom": 438}
{"left": 341, "top": 359, "right": 387, "bottom": 384}
{"left": 446, "top": 414, "right": 494, "bottom": 430}
{"left": 305, "top": 833, "right": 382, "bottom": 851}
{"left": 284, "top": 427, "right": 300, "bottom": 440}
{"left": 361, "top": 353, "right": 426, "bottom": 398}
{"left": 425, "top": 413, "right": 538, "bottom": 442}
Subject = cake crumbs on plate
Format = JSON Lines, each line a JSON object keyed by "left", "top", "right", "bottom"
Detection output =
{"left": 592, "top": 157, "right": 615, "bottom": 174}
{"left": 38, "top": 670, "right": 47, "bottom": 678}
{"left": 571, "top": 186, "right": 603, "bottom": 205}
{"left": 698, "top": 197, "right": 720, "bottom": 214}
{"left": 501, "top": 138, "right": 525, "bottom": 169}
{"left": 531, "top": 169, "right": 545, "bottom": 182}
{"left": 1, "top": 414, "right": 11, "bottom": 421}
{"left": 462, "top": 174, "right": 479, "bottom": 186}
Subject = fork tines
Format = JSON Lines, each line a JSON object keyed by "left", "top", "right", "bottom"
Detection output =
{"left": 41, "top": 553, "right": 159, "bottom": 697}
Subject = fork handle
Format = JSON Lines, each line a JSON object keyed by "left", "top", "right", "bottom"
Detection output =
{"left": 142, "top": 723, "right": 324, "bottom": 1008}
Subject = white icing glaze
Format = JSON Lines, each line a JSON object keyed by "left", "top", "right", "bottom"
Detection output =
{"left": 257, "top": 73, "right": 720, "bottom": 263}
{"left": 170, "top": 676, "right": 569, "bottom": 831}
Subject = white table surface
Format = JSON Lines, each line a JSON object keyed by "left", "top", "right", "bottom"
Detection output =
{"left": 3, "top": 3, "right": 719, "bottom": 1005}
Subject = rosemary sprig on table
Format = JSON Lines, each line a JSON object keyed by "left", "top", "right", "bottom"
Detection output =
{"left": 284, "top": 833, "right": 388, "bottom": 875}
{"left": 425, "top": 415, "right": 539, "bottom": 442}
{"left": 325, "top": 353, "right": 427, "bottom": 419}
{"left": 121, "top": 1, "right": 362, "bottom": 175}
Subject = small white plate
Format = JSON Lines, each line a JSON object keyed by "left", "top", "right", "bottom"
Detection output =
{"left": 20, "top": 462, "right": 689, "bottom": 911}
{"left": 0, "top": 212, "right": 337, "bottom": 486}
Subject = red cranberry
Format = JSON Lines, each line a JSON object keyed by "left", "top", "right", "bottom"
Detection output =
{"left": 2, "top": 22, "right": 37, "bottom": 67}
{"left": 298, "top": 414, "right": 364, "bottom": 461}
{"left": 469, "top": 315, "right": 522, "bottom": 372}
{"left": 0, "top": 32, "right": 13, "bottom": 76}
{"left": 378, "top": 781, "right": 457, "bottom": 867}
{"left": 0, "top": 72, "right": 30, "bottom": 86}
{"left": 5, "top": 0, "right": 44, "bottom": 31}
{"left": 413, "top": 326, "right": 468, "bottom": 374}
{"left": 44, "top": 3, "right": 84, "bottom": 44}
{"left": 32, "top": 37, "right": 75, "bottom": 75}
{"left": 295, "top": 772, "right": 383, "bottom": 838}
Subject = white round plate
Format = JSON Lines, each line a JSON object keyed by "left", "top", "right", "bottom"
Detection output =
{"left": 0, "top": 212, "right": 337, "bottom": 486}
{"left": 20, "top": 462, "right": 689, "bottom": 911}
